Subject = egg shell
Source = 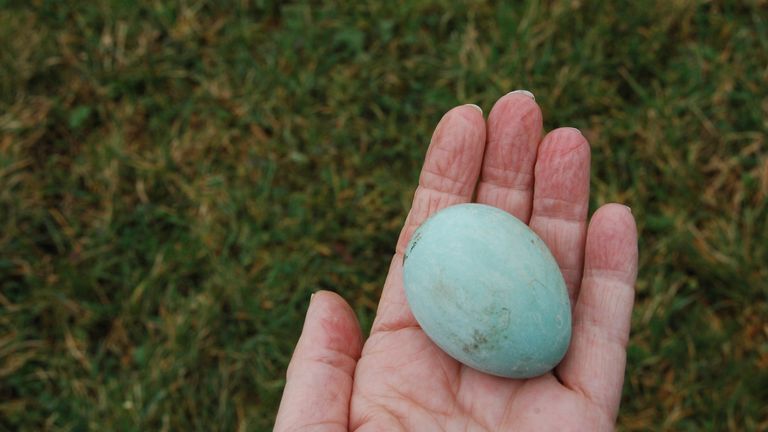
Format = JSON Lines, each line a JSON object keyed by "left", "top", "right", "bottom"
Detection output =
{"left": 402, "top": 203, "right": 571, "bottom": 378}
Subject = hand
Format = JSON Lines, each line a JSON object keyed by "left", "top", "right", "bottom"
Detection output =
{"left": 274, "top": 91, "right": 639, "bottom": 431}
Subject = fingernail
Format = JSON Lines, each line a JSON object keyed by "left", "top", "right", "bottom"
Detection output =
{"left": 561, "top": 127, "right": 582, "bottom": 135}
{"left": 310, "top": 292, "right": 317, "bottom": 303}
{"left": 507, "top": 89, "right": 535, "bottom": 100}
{"left": 622, "top": 205, "right": 632, "bottom": 214}
{"left": 465, "top": 104, "right": 483, "bottom": 114}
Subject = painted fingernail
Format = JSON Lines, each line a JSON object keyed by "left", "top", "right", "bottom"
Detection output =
{"left": 465, "top": 104, "right": 483, "bottom": 114}
{"left": 507, "top": 89, "right": 535, "bottom": 100}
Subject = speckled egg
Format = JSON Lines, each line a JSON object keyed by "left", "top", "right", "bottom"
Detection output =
{"left": 402, "top": 203, "right": 571, "bottom": 378}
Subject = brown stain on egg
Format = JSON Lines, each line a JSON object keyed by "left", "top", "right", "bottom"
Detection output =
{"left": 461, "top": 306, "right": 511, "bottom": 355}
{"left": 430, "top": 269, "right": 458, "bottom": 305}
{"left": 463, "top": 328, "right": 490, "bottom": 354}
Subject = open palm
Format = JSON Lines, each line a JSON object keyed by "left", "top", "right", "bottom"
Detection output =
{"left": 275, "top": 92, "right": 638, "bottom": 431}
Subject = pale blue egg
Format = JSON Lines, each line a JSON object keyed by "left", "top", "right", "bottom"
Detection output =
{"left": 403, "top": 203, "right": 571, "bottom": 378}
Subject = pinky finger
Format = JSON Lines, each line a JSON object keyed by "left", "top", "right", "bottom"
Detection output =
{"left": 556, "top": 204, "right": 638, "bottom": 421}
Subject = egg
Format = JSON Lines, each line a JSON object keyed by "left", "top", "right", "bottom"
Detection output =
{"left": 402, "top": 203, "right": 571, "bottom": 378}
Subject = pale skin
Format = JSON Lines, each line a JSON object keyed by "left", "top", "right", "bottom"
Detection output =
{"left": 274, "top": 91, "right": 639, "bottom": 431}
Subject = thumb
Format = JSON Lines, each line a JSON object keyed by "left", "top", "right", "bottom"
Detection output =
{"left": 274, "top": 291, "right": 363, "bottom": 432}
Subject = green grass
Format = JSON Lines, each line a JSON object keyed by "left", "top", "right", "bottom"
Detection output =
{"left": 1, "top": 0, "right": 766, "bottom": 430}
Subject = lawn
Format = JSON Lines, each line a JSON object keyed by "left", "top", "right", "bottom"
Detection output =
{"left": 1, "top": 0, "right": 766, "bottom": 430}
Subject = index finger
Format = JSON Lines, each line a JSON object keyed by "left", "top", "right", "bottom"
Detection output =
{"left": 372, "top": 104, "right": 486, "bottom": 334}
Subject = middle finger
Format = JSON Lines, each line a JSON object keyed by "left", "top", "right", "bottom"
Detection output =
{"left": 475, "top": 90, "right": 542, "bottom": 222}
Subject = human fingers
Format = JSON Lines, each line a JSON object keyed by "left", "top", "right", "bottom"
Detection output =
{"left": 475, "top": 90, "right": 542, "bottom": 222}
{"left": 556, "top": 204, "right": 638, "bottom": 421}
{"left": 528, "top": 128, "right": 591, "bottom": 302}
{"left": 372, "top": 104, "right": 486, "bottom": 333}
{"left": 274, "top": 291, "right": 363, "bottom": 432}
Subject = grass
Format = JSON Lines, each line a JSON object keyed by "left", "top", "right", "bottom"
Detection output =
{"left": 1, "top": 0, "right": 766, "bottom": 430}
